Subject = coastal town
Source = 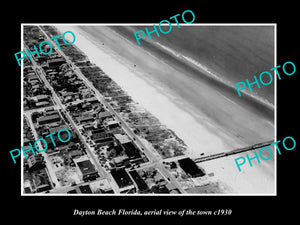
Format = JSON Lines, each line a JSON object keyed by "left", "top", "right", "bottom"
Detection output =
{"left": 22, "top": 25, "right": 213, "bottom": 194}
{"left": 22, "top": 25, "right": 275, "bottom": 195}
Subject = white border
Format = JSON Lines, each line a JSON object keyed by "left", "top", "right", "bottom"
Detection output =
{"left": 21, "top": 23, "right": 277, "bottom": 197}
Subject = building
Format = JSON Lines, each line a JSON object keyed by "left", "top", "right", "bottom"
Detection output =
{"left": 150, "top": 185, "right": 170, "bottom": 194}
{"left": 45, "top": 109, "right": 59, "bottom": 116}
{"left": 110, "top": 168, "right": 134, "bottom": 192}
{"left": 32, "top": 84, "right": 40, "bottom": 90}
{"left": 45, "top": 106, "right": 54, "bottom": 112}
{"left": 23, "top": 179, "right": 33, "bottom": 193}
{"left": 27, "top": 154, "right": 45, "bottom": 172}
{"left": 178, "top": 158, "right": 206, "bottom": 178}
{"left": 76, "top": 160, "right": 99, "bottom": 182}
{"left": 35, "top": 95, "right": 49, "bottom": 102}
{"left": 83, "top": 124, "right": 94, "bottom": 131}
{"left": 105, "top": 120, "right": 120, "bottom": 129}
{"left": 129, "top": 170, "right": 150, "bottom": 193}
{"left": 81, "top": 89, "right": 94, "bottom": 99}
{"left": 91, "top": 128, "right": 107, "bottom": 140}
{"left": 37, "top": 113, "right": 61, "bottom": 125}
{"left": 122, "top": 142, "right": 142, "bottom": 160}
{"left": 89, "top": 179, "right": 114, "bottom": 194}
{"left": 47, "top": 57, "right": 66, "bottom": 69}
{"left": 94, "top": 137, "right": 114, "bottom": 147}
{"left": 114, "top": 133, "right": 131, "bottom": 144}
{"left": 113, "top": 155, "right": 129, "bottom": 167}
{"left": 38, "top": 55, "right": 48, "bottom": 63}
{"left": 97, "top": 111, "right": 112, "bottom": 120}
{"left": 86, "top": 96, "right": 98, "bottom": 104}
{"left": 61, "top": 91, "right": 79, "bottom": 98}
{"left": 32, "top": 169, "right": 52, "bottom": 193}
{"left": 78, "top": 185, "right": 93, "bottom": 193}
{"left": 67, "top": 189, "right": 78, "bottom": 194}
{"left": 23, "top": 137, "right": 31, "bottom": 147}
{"left": 165, "top": 183, "right": 176, "bottom": 192}
{"left": 77, "top": 115, "right": 95, "bottom": 125}
{"left": 35, "top": 101, "right": 50, "bottom": 107}
{"left": 46, "top": 125, "right": 74, "bottom": 148}
{"left": 29, "top": 80, "right": 39, "bottom": 86}
{"left": 69, "top": 149, "right": 83, "bottom": 158}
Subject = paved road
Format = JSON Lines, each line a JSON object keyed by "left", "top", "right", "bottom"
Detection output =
{"left": 72, "top": 64, "right": 186, "bottom": 193}
{"left": 28, "top": 49, "right": 120, "bottom": 193}
{"left": 23, "top": 112, "right": 61, "bottom": 188}
{"left": 38, "top": 27, "right": 159, "bottom": 163}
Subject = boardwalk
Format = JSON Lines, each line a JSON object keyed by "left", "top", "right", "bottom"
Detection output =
{"left": 194, "top": 140, "right": 274, "bottom": 163}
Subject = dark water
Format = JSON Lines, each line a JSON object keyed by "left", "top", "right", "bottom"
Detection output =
{"left": 112, "top": 26, "right": 274, "bottom": 99}
{"left": 110, "top": 25, "right": 275, "bottom": 121}
{"left": 75, "top": 25, "right": 275, "bottom": 148}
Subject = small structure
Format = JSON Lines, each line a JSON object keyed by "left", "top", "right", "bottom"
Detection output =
{"left": 35, "top": 95, "right": 49, "bottom": 102}
{"left": 114, "top": 133, "right": 131, "bottom": 144}
{"left": 37, "top": 113, "right": 61, "bottom": 125}
{"left": 35, "top": 101, "right": 50, "bottom": 107}
{"left": 178, "top": 158, "right": 206, "bottom": 178}
{"left": 47, "top": 57, "right": 66, "bottom": 69}
{"left": 89, "top": 179, "right": 114, "bottom": 194}
{"left": 97, "top": 111, "right": 112, "bottom": 120}
{"left": 105, "top": 120, "right": 120, "bottom": 129}
{"left": 32, "top": 169, "right": 52, "bottom": 193}
{"left": 122, "top": 142, "right": 142, "bottom": 159}
{"left": 94, "top": 137, "right": 114, "bottom": 147}
{"left": 129, "top": 170, "right": 149, "bottom": 193}
{"left": 27, "top": 154, "right": 45, "bottom": 172}
{"left": 77, "top": 160, "right": 99, "bottom": 182}
{"left": 86, "top": 96, "right": 98, "bottom": 104}
{"left": 78, "top": 184, "right": 93, "bottom": 193}
{"left": 110, "top": 168, "right": 134, "bottom": 192}
{"left": 77, "top": 115, "right": 95, "bottom": 125}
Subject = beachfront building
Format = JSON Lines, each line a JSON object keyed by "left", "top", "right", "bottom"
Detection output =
{"left": 76, "top": 159, "right": 99, "bottom": 182}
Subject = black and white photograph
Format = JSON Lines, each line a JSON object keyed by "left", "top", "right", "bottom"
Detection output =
{"left": 21, "top": 24, "right": 276, "bottom": 195}
{"left": 3, "top": 4, "right": 298, "bottom": 224}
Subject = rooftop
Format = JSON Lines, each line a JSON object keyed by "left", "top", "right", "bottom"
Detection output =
{"left": 79, "top": 184, "right": 93, "bottom": 193}
{"left": 37, "top": 113, "right": 61, "bottom": 124}
{"left": 77, "top": 160, "right": 97, "bottom": 176}
{"left": 114, "top": 134, "right": 131, "bottom": 144}
{"left": 111, "top": 168, "right": 133, "bottom": 188}
{"left": 178, "top": 158, "right": 205, "bottom": 178}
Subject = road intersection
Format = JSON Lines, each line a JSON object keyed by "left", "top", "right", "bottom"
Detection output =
{"left": 23, "top": 27, "right": 187, "bottom": 194}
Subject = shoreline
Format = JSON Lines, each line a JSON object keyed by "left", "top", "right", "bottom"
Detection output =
{"left": 110, "top": 25, "right": 275, "bottom": 113}
{"left": 54, "top": 25, "right": 275, "bottom": 194}
{"left": 74, "top": 26, "right": 274, "bottom": 147}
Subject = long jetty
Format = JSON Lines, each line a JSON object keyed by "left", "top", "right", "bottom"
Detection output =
{"left": 194, "top": 140, "right": 274, "bottom": 163}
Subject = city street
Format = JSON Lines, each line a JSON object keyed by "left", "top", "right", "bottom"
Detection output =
{"left": 23, "top": 112, "right": 61, "bottom": 188}
{"left": 29, "top": 51, "right": 120, "bottom": 193}
{"left": 23, "top": 27, "right": 187, "bottom": 194}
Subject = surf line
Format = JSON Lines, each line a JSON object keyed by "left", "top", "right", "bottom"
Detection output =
{"left": 235, "top": 61, "right": 296, "bottom": 97}
{"left": 134, "top": 9, "right": 196, "bottom": 45}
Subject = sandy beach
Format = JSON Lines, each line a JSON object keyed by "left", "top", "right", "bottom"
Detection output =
{"left": 55, "top": 25, "right": 275, "bottom": 194}
{"left": 200, "top": 148, "right": 275, "bottom": 194}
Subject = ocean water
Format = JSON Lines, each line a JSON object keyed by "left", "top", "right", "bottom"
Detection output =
{"left": 112, "top": 25, "right": 274, "bottom": 104}
{"left": 110, "top": 25, "right": 275, "bottom": 121}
